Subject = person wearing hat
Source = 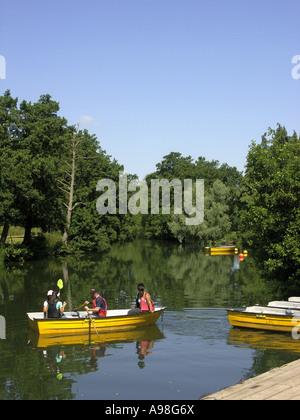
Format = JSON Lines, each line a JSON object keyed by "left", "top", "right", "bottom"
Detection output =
{"left": 43, "top": 290, "right": 53, "bottom": 318}
{"left": 85, "top": 288, "right": 107, "bottom": 317}
{"left": 47, "top": 291, "right": 67, "bottom": 318}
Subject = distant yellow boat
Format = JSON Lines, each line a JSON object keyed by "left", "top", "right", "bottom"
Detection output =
{"left": 27, "top": 307, "right": 166, "bottom": 336}
{"left": 205, "top": 246, "right": 238, "bottom": 255}
{"left": 227, "top": 301, "right": 300, "bottom": 333}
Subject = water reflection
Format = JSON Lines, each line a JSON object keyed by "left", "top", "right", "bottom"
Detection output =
{"left": 1, "top": 239, "right": 279, "bottom": 315}
{"left": 28, "top": 324, "right": 164, "bottom": 349}
{"left": 19, "top": 240, "right": 278, "bottom": 315}
{"left": 0, "top": 240, "right": 292, "bottom": 399}
{"left": 42, "top": 348, "right": 67, "bottom": 380}
{"left": 136, "top": 339, "right": 155, "bottom": 369}
{"left": 228, "top": 327, "right": 300, "bottom": 381}
{"left": 28, "top": 324, "right": 165, "bottom": 381}
{"left": 228, "top": 327, "right": 300, "bottom": 354}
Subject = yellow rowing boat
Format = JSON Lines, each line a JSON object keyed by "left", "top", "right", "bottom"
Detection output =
{"left": 27, "top": 307, "right": 166, "bottom": 336}
{"left": 205, "top": 246, "right": 238, "bottom": 255}
{"left": 227, "top": 304, "right": 300, "bottom": 333}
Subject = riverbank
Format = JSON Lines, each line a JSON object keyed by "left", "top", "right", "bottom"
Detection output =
{"left": 202, "top": 358, "right": 300, "bottom": 400}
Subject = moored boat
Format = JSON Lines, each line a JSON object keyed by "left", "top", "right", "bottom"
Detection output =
{"left": 227, "top": 303, "right": 300, "bottom": 333}
{"left": 27, "top": 307, "right": 166, "bottom": 336}
{"left": 268, "top": 300, "right": 300, "bottom": 310}
{"left": 289, "top": 297, "right": 300, "bottom": 303}
{"left": 205, "top": 246, "right": 238, "bottom": 255}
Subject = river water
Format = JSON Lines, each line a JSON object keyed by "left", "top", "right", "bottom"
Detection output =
{"left": 0, "top": 240, "right": 299, "bottom": 400}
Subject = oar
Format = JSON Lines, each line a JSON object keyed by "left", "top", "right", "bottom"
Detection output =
{"left": 85, "top": 307, "right": 99, "bottom": 338}
{"left": 56, "top": 278, "right": 68, "bottom": 315}
{"left": 45, "top": 279, "right": 64, "bottom": 319}
{"left": 57, "top": 279, "right": 63, "bottom": 290}
{"left": 73, "top": 302, "right": 87, "bottom": 311}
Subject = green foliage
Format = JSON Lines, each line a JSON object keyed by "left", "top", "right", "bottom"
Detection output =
{"left": 4, "top": 244, "right": 33, "bottom": 262}
{"left": 0, "top": 90, "right": 138, "bottom": 256}
{"left": 63, "top": 130, "right": 138, "bottom": 252}
{"left": 167, "top": 179, "right": 231, "bottom": 244}
{"left": 0, "top": 90, "right": 68, "bottom": 243}
{"left": 143, "top": 152, "right": 242, "bottom": 244}
{"left": 240, "top": 124, "right": 300, "bottom": 284}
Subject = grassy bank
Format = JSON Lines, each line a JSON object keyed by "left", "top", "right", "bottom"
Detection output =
{"left": 0, "top": 226, "right": 64, "bottom": 262}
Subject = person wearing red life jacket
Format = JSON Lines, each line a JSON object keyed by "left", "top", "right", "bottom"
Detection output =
{"left": 128, "top": 283, "right": 155, "bottom": 315}
{"left": 84, "top": 288, "right": 107, "bottom": 317}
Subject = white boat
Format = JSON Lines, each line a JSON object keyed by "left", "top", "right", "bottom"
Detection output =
{"left": 242, "top": 305, "right": 300, "bottom": 317}
{"left": 227, "top": 298, "right": 300, "bottom": 332}
{"left": 268, "top": 300, "right": 300, "bottom": 310}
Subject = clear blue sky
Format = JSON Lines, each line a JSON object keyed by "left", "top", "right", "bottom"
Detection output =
{"left": 1, "top": 0, "right": 299, "bottom": 179}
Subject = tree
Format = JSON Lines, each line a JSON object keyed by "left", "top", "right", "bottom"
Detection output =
{"left": 0, "top": 90, "right": 19, "bottom": 244}
{"left": 142, "top": 152, "right": 241, "bottom": 242}
{"left": 61, "top": 129, "right": 137, "bottom": 252}
{"left": 0, "top": 92, "right": 68, "bottom": 244}
{"left": 154, "top": 152, "right": 194, "bottom": 180}
{"left": 240, "top": 124, "right": 300, "bottom": 284}
{"left": 168, "top": 179, "right": 231, "bottom": 244}
{"left": 16, "top": 95, "right": 68, "bottom": 243}
{"left": 57, "top": 126, "right": 85, "bottom": 247}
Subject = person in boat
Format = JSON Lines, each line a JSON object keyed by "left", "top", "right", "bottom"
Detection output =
{"left": 47, "top": 291, "right": 67, "bottom": 318}
{"left": 128, "top": 283, "right": 155, "bottom": 315}
{"left": 43, "top": 290, "right": 53, "bottom": 318}
{"left": 84, "top": 288, "right": 107, "bottom": 318}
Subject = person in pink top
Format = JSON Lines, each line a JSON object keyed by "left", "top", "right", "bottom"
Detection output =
{"left": 128, "top": 283, "right": 155, "bottom": 315}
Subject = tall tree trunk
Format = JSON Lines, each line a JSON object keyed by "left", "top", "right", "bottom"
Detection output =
{"left": 62, "top": 142, "right": 76, "bottom": 248}
{"left": 23, "top": 217, "right": 32, "bottom": 244}
{"left": 0, "top": 222, "right": 9, "bottom": 245}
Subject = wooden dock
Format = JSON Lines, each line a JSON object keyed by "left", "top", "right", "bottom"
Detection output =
{"left": 202, "top": 359, "right": 300, "bottom": 400}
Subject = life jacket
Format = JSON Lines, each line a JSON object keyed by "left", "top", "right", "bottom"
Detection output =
{"left": 137, "top": 292, "right": 155, "bottom": 313}
{"left": 93, "top": 295, "right": 107, "bottom": 317}
{"left": 47, "top": 300, "right": 61, "bottom": 318}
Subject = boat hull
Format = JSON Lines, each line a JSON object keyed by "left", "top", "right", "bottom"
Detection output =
{"left": 227, "top": 309, "right": 299, "bottom": 333}
{"left": 205, "top": 246, "right": 238, "bottom": 255}
{"left": 27, "top": 308, "right": 166, "bottom": 336}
